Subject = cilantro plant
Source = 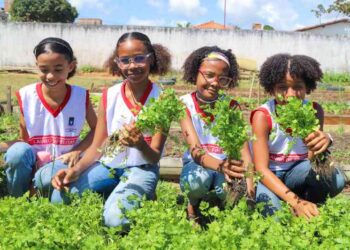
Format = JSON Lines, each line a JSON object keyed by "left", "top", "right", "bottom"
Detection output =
{"left": 205, "top": 93, "right": 249, "bottom": 161}
{"left": 274, "top": 96, "right": 333, "bottom": 179}
{"left": 205, "top": 93, "right": 251, "bottom": 205}
{"left": 1, "top": 182, "right": 350, "bottom": 249}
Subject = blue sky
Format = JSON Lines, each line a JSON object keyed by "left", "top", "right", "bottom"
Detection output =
{"left": 2, "top": 0, "right": 342, "bottom": 30}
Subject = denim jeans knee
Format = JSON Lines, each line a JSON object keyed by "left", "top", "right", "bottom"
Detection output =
{"left": 4, "top": 142, "right": 36, "bottom": 197}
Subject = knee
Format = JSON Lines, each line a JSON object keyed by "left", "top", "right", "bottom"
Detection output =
{"left": 33, "top": 167, "right": 51, "bottom": 190}
{"left": 5, "top": 142, "right": 34, "bottom": 168}
{"left": 180, "top": 175, "right": 211, "bottom": 197}
{"left": 103, "top": 206, "right": 128, "bottom": 228}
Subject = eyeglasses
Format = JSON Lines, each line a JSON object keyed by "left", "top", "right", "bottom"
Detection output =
{"left": 114, "top": 53, "right": 152, "bottom": 68}
{"left": 199, "top": 70, "right": 233, "bottom": 88}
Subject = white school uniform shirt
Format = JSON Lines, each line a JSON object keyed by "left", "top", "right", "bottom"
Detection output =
{"left": 181, "top": 92, "right": 239, "bottom": 162}
{"left": 16, "top": 83, "right": 88, "bottom": 157}
{"left": 250, "top": 99, "right": 317, "bottom": 171}
{"left": 100, "top": 81, "right": 161, "bottom": 168}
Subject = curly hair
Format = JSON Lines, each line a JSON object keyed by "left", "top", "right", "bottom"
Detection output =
{"left": 259, "top": 53, "right": 323, "bottom": 94}
{"left": 182, "top": 46, "right": 239, "bottom": 88}
{"left": 106, "top": 32, "right": 171, "bottom": 76}
{"left": 34, "top": 37, "right": 77, "bottom": 79}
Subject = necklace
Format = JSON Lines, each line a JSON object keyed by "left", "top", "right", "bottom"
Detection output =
{"left": 195, "top": 91, "right": 218, "bottom": 104}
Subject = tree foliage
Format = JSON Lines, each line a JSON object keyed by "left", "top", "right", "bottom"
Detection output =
{"left": 263, "top": 25, "right": 274, "bottom": 31}
{"left": 312, "top": 0, "right": 350, "bottom": 18}
{"left": 10, "top": 0, "right": 78, "bottom": 23}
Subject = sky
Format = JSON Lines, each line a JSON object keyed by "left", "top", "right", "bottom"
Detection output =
{"left": 2, "top": 0, "right": 345, "bottom": 30}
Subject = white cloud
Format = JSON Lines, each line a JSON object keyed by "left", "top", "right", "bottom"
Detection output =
{"left": 69, "top": 0, "right": 112, "bottom": 15}
{"left": 217, "top": 0, "right": 299, "bottom": 30}
{"left": 169, "top": 0, "right": 206, "bottom": 17}
{"left": 127, "top": 17, "right": 166, "bottom": 27}
{"left": 147, "top": 0, "right": 163, "bottom": 8}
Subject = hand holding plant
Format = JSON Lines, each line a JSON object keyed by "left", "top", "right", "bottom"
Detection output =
{"left": 275, "top": 96, "right": 334, "bottom": 179}
{"left": 205, "top": 92, "right": 253, "bottom": 205}
{"left": 100, "top": 88, "right": 186, "bottom": 160}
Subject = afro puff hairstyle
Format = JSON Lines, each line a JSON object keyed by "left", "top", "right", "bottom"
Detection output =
{"left": 259, "top": 53, "right": 323, "bottom": 95}
{"left": 182, "top": 46, "right": 239, "bottom": 88}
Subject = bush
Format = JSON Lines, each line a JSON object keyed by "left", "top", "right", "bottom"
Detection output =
{"left": 0, "top": 182, "right": 349, "bottom": 249}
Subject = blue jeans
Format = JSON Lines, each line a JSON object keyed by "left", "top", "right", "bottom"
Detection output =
{"left": 4, "top": 142, "right": 67, "bottom": 197}
{"left": 51, "top": 163, "right": 159, "bottom": 229}
{"left": 180, "top": 160, "right": 226, "bottom": 206}
{"left": 256, "top": 160, "right": 346, "bottom": 216}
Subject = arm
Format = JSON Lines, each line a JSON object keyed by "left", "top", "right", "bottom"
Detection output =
{"left": 180, "top": 112, "right": 245, "bottom": 182}
{"left": 52, "top": 100, "right": 108, "bottom": 189}
{"left": 56, "top": 98, "right": 97, "bottom": 167}
{"left": 252, "top": 111, "right": 319, "bottom": 219}
{"left": 240, "top": 142, "right": 255, "bottom": 198}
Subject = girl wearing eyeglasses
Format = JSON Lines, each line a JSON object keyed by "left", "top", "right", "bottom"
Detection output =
{"left": 51, "top": 32, "right": 171, "bottom": 229}
{"left": 179, "top": 46, "right": 254, "bottom": 224}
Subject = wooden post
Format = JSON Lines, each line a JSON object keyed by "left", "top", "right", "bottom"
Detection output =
{"left": 6, "top": 85, "right": 12, "bottom": 114}
{"left": 90, "top": 82, "right": 94, "bottom": 92}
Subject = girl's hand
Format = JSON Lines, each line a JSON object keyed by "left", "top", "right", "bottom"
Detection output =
{"left": 51, "top": 167, "right": 81, "bottom": 190}
{"left": 219, "top": 159, "right": 246, "bottom": 183}
{"left": 304, "top": 130, "right": 331, "bottom": 155}
{"left": 119, "top": 122, "right": 146, "bottom": 150}
{"left": 290, "top": 198, "right": 319, "bottom": 219}
{"left": 56, "top": 150, "right": 81, "bottom": 168}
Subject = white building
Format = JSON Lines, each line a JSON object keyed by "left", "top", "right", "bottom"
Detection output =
{"left": 296, "top": 18, "right": 350, "bottom": 37}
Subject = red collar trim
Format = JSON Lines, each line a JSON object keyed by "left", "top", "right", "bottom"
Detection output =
{"left": 121, "top": 80, "right": 153, "bottom": 116}
{"left": 191, "top": 92, "right": 214, "bottom": 122}
{"left": 36, "top": 83, "right": 72, "bottom": 118}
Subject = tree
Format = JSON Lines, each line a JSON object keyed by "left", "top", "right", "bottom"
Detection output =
{"left": 263, "top": 25, "right": 274, "bottom": 31}
{"left": 312, "top": 0, "right": 350, "bottom": 18}
{"left": 10, "top": 0, "right": 78, "bottom": 23}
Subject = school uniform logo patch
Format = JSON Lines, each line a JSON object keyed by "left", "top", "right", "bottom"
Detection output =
{"left": 68, "top": 117, "right": 75, "bottom": 126}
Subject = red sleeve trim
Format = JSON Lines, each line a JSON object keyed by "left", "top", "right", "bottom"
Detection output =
{"left": 312, "top": 101, "right": 318, "bottom": 110}
{"left": 16, "top": 91, "right": 24, "bottom": 115}
{"left": 250, "top": 108, "right": 272, "bottom": 131}
{"left": 185, "top": 107, "right": 191, "bottom": 118}
{"left": 85, "top": 90, "right": 90, "bottom": 110}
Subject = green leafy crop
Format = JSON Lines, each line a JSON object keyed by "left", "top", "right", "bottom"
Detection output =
{"left": 205, "top": 93, "right": 249, "bottom": 161}
{"left": 274, "top": 96, "right": 319, "bottom": 154}
{"left": 101, "top": 88, "right": 185, "bottom": 158}
{"left": 136, "top": 88, "right": 186, "bottom": 134}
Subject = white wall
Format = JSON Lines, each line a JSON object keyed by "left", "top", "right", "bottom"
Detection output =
{"left": 300, "top": 22, "right": 350, "bottom": 37}
{"left": 0, "top": 21, "right": 350, "bottom": 72}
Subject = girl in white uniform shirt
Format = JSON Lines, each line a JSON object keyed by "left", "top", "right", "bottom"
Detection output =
{"left": 179, "top": 46, "right": 254, "bottom": 224}
{"left": 51, "top": 32, "right": 171, "bottom": 229}
{"left": 0, "top": 37, "right": 97, "bottom": 197}
{"left": 251, "top": 54, "right": 345, "bottom": 219}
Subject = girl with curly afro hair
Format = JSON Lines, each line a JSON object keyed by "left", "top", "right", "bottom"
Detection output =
{"left": 251, "top": 53, "right": 345, "bottom": 218}
{"left": 179, "top": 46, "right": 254, "bottom": 224}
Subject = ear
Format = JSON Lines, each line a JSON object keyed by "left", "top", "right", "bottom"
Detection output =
{"left": 68, "top": 59, "right": 77, "bottom": 73}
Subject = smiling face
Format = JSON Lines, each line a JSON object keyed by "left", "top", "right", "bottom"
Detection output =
{"left": 195, "top": 59, "right": 230, "bottom": 102}
{"left": 116, "top": 39, "right": 153, "bottom": 86}
{"left": 273, "top": 72, "right": 307, "bottom": 103}
{"left": 36, "top": 52, "right": 75, "bottom": 88}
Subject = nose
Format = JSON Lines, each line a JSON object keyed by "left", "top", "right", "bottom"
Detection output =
{"left": 285, "top": 87, "right": 296, "bottom": 97}
{"left": 46, "top": 72, "right": 55, "bottom": 81}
